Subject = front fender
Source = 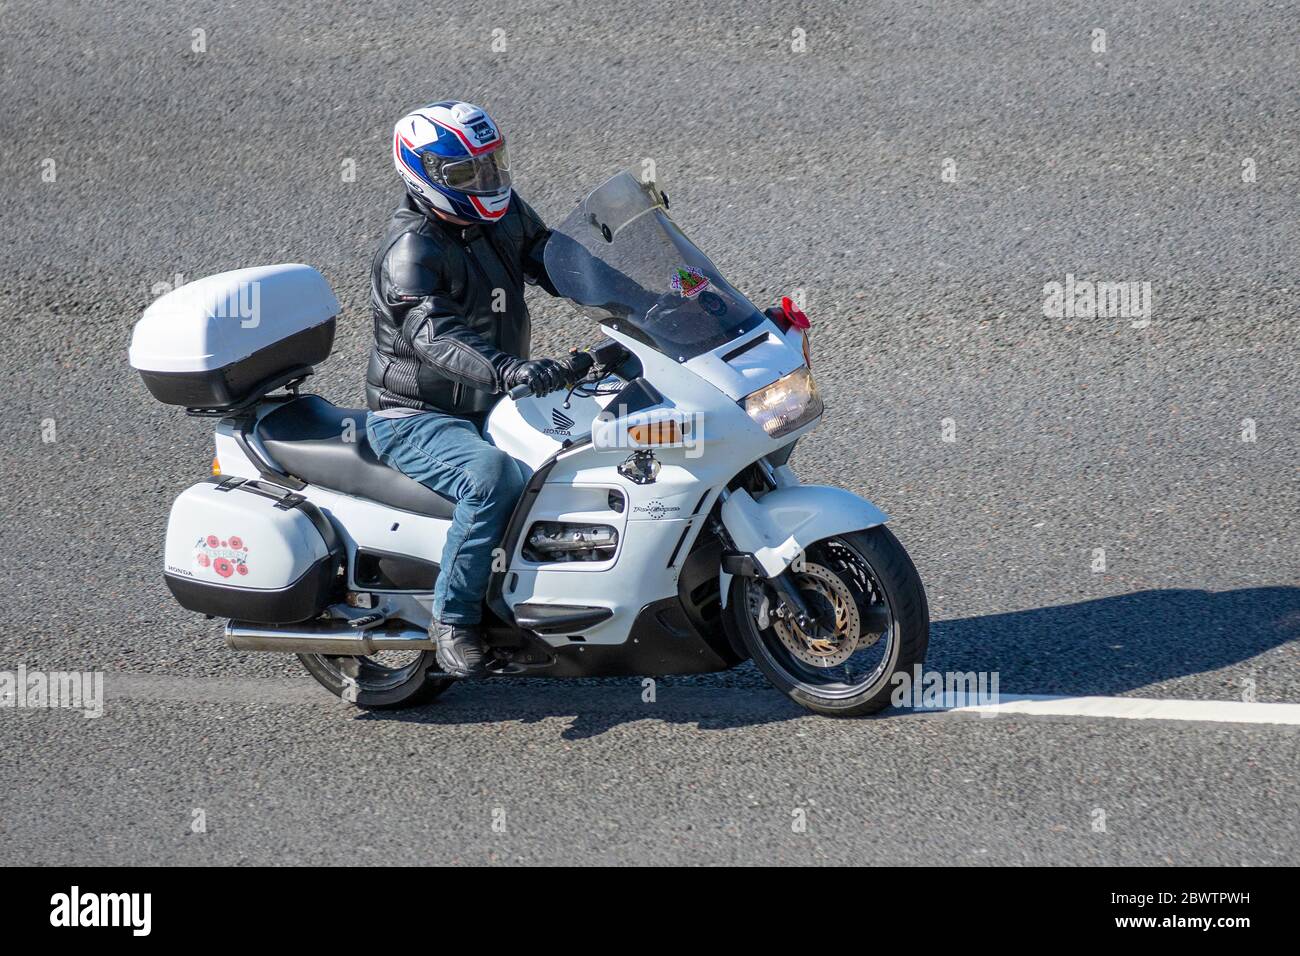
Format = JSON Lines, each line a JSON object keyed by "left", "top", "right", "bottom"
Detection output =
{"left": 718, "top": 486, "right": 888, "bottom": 606}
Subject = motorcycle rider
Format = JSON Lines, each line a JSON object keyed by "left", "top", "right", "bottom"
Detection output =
{"left": 367, "top": 100, "right": 571, "bottom": 679}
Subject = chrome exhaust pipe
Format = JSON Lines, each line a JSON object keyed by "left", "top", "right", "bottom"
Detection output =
{"left": 225, "top": 621, "right": 435, "bottom": 655}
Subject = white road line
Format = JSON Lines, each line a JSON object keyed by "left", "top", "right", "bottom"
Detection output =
{"left": 916, "top": 694, "right": 1300, "bottom": 726}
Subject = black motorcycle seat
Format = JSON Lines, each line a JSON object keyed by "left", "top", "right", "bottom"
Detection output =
{"left": 255, "top": 396, "right": 456, "bottom": 519}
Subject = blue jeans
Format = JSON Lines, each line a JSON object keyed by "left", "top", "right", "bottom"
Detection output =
{"left": 366, "top": 411, "right": 525, "bottom": 626}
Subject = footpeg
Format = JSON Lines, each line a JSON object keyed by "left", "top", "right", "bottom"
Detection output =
{"left": 347, "top": 612, "right": 386, "bottom": 630}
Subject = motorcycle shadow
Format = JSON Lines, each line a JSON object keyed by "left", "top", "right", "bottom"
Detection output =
{"left": 928, "top": 585, "right": 1300, "bottom": 698}
{"left": 355, "top": 586, "right": 1298, "bottom": 736}
{"left": 353, "top": 678, "right": 808, "bottom": 740}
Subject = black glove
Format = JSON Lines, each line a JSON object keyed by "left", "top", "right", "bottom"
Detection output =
{"left": 507, "top": 358, "right": 568, "bottom": 397}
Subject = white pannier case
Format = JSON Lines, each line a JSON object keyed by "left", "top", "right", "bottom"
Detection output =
{"left": 163, "top": 478, "right": 343, "bottom": 624}
{"left": 129, "top": 263, "right": 339, "bottom": 410}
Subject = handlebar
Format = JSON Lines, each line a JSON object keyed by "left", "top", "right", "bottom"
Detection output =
{"left": 508, "top": 350, "right": 597, "bottom": 401}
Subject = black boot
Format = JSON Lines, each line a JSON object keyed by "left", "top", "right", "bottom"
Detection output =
{"left": 432, "top": 623, "right": 489, "bottom": 679}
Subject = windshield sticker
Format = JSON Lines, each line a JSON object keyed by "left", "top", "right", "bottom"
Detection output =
{"left": 698, "top": 290, "right": 727, "bottom": 316}
{"left": 671, "top": 266, "right": 709, "bottom": 298}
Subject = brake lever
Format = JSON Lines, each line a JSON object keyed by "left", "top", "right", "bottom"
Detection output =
{"left": 561, "top": 365, "right": 607, "bottom": 408}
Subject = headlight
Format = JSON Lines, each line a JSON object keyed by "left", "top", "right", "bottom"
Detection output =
{"left": 742, "top": 367, "right": 823, "bottom": 438}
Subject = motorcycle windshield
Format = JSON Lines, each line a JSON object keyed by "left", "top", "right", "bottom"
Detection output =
{"left": 543, "top": 170, "right": 765, "bottom": 359}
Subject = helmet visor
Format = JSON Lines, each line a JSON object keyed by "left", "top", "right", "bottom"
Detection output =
{"left": 422, "top": 144, "right": 511, "bottom": 196}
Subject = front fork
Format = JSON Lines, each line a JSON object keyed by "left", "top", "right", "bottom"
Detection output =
{"left": 719, "top": 540, "right": 832, "bottom": 636}
{"left": 714, "top": 466, "right": 823, "bottom": 631}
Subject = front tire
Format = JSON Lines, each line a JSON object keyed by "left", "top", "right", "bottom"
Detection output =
{"left": 723, "top": 526, "right": 929, "bottom": 717}
{"left": 298, "top": 650, "right": 455, "bottom": 709}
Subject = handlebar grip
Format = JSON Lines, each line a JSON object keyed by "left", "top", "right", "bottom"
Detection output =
{"left": 509, "top": 351, "right": 597, "bottom": 401}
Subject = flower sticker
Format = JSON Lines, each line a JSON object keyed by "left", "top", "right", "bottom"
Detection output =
{"left": 195, "top": 533, "right": 250, "bottom": 579}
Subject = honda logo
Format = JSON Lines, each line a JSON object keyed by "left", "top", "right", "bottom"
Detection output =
{"left": 545, "top": 407, "right": 575, "bottom": 436}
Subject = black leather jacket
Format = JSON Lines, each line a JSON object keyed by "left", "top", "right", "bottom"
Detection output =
{"left": 367, "top": 191, "right": 556, "bottom": 415}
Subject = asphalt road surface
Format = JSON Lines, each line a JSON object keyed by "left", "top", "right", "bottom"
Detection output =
{"left": 1, "top": 0, "right": 1296, "bottom": 865}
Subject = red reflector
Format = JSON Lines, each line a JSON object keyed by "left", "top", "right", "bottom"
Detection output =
{"left": 780, "top": 295, "right": 810, "bottom": 330}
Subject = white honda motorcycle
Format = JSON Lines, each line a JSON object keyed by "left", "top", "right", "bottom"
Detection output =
{"left": 129, "top": 169, "right": 929, "bottom": 716}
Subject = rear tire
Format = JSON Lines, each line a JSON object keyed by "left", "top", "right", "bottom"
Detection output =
{"left": 298, "top": 650, "right": 455, "bottom": 710}
{"left": 723, "top": 526, "right": 929, "bottom": 717}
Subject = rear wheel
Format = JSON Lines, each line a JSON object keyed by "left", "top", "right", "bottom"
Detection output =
{"left": 723, "top": 526, "right": 928, "bottom": 717}
{"left": 298, "top": 648, "right": 455, "bottom": 709}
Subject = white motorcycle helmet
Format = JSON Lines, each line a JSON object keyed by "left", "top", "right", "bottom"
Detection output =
{"left": 391, "top": 100, "right": 512, "bottom": 223}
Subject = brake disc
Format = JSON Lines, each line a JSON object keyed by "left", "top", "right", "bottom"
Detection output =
{"left": 765, "top": 562, "right": 862, "bottom": 667}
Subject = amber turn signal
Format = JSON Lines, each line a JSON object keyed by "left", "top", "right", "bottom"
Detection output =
{"left": 627, "top": 420, "right": 682, "bottom": 445}
{"left": 212, "top": 456, "right": 222, "bottom": 476}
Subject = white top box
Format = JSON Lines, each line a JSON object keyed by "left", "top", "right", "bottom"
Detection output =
{"left": 129, "top": 263, "right": 340, "bottom": 374}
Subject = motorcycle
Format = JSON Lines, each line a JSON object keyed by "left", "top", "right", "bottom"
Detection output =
{"left": 128, "top": 169, "right": 929, "bottom": 716}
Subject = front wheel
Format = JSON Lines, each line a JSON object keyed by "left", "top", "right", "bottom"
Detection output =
{"left": 722, "top": 526, "right": 929, "bottom": 717}
{"left": 298, "top": 649, "right": 455, "bottom": 709}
